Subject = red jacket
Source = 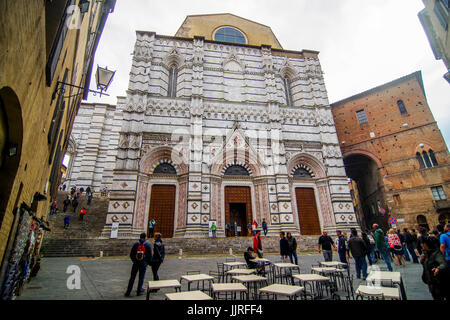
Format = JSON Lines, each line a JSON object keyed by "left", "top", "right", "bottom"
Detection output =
{"left": 80, "top": 208, "right": 87, "bottom": 215}
{"left": 253, "top": 235, "right": 262, "bottom": 253}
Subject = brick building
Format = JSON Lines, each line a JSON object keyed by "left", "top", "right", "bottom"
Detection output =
{"left": 0, "top": 0, "right": 115, "bottom": 299}
{"left": 331, "top": 71, "right": 450, "bottom": 232}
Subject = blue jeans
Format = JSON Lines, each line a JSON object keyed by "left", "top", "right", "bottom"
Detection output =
{"left": 289, "top": 251, "right": 298, "bottom": 265}
{"left": 378, "top": 247, "right": 393, "bottom": 271}
{"left": 354, "top": 256, "right": 368, "bottom": 279}
{"left": 212, "top": 230, "right": 216, "bottom": 237}
{"left": 126, "top": 262, "right": 147, "bottom": 294}
{"left": 402, "top": 245, "right": 411, "bottom": 261}
{"left": 338, "top": 250, "right": 347, "bottom": 264}
{"left": 406, "top": 244, "right": 419, "bottom": 263}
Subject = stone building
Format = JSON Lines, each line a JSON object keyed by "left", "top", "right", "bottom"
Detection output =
{"left": 0, "top": 0, "right": 115, "bottom": 299}
{"left": 331, "top": 71, "right": 450, "bottom": 232}
{"left": 418, "top": 0, "right": 450, "bottom": 83}
{"left": 67, "top": 13, "right": 358, "bottom": 239}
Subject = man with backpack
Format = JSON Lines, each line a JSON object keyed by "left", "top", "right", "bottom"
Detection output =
{"left": 125, "top": 233, "right": 152, "bottom": 297}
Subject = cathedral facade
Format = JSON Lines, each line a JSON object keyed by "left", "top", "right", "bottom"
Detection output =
{"left": 71, "top": 14, "right": 358, "bottom": 238}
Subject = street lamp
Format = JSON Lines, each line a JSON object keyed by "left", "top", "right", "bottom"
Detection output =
{"left": 95, "top": 65, "right": 116, "bottom": 96}
{"left": 51, "top": 65, "right": 116, "bottom": 102}
{"left": 78, "top": 0, "right": 90, "bottom": 14}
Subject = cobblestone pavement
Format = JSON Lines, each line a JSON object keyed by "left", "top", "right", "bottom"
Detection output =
{"left": 18, "top": 253, "right": 432, "bottom": 300}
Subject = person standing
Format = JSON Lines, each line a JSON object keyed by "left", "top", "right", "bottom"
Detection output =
{"left": 361, "top": 232, "right": 373, "bottom": 266}
{"left": 346, "top": 229, "right": 368, "bottom": 280}
{"left": 252, "top": 220, "right": 258, "bottom": 236}
{"left": 262, "top": 218, "right": 268, "bottom": 236}
{"left": 421, "top": 236, "right": 448, "bottom": 300}
{"left": 388, "top": 229, "right": 406, "bottom": 267}
{"left": 63, "top": 196, "right": 71, "bottom": 213}
{"left": 253, "top": 230, "right": 263, "bottom": 258}
{"left": 79, "top": 207, "right": 87, "bottom": 220}
{"left": 63, "top": 215, "right": 71, "bottom": 229}
{"left": 211, "top": 222, "right": 217, "bottom": 238}
{"left": 72, "top": 197, "right": 79, "bottom": 214}
{"left": 397, "top": 230, "right": 411, "bottom": 262}
{"left": 440, "top": 223, "right": 450, "bottom": 270}
{"left": 50, "top": 200, "right": 58, "bottom": 215}
{"left": 372, "top": 224, "right": 393, "bottom": 271}
{"left": 279, "top": 232, "right": 289, "bottom": 262}
{"left": 148, "top": 219, "right": 155, "bottom": 238}
{"left": 125, "top": 233, "right": 152, "bottom": 297}
{"left": 150, "top": 233, "right": 165, "bottom": 284}
{"left": 318, "top": 231, "right": 336, "bottom": 262}
{"left": 336, "top": 230, "right": 348, "bottom": 264}
{"left": 287, "top": 232, "right": 298, "bottom": 265}
{"left": 403, "top": 228, "right": 419, "bottom": 263}
{"left": 410, "top": 229, "right": 420, "bottom": 256}
{"left": 225, "top": 222, "right": 230, "bottom": 237}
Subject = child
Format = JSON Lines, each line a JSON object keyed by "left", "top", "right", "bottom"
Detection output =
{"left": 64, "top": 215, "right": 71, "bottom": 229}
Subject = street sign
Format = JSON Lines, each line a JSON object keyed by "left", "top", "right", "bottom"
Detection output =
{"left": 389, "top": 217, "right": 397, "bottom": 224}
{"left": 397, "top": 218, "right": 405, "bottom": 223}
{"left": 379, "top": 208, "right": 386, "bottom": 214}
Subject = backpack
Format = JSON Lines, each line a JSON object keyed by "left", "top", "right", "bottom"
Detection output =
{"left": 136, "top": 244, "right": 145, "bottom": 261}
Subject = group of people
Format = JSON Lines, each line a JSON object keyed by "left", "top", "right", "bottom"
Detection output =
{"left": 124, "top": 232, "right": 166, "bottom": 297}
{"left": 60, "top": 186, "right": 94, "bottom": 229}
{"left": 223, "top": 219, "right": 269, "bottom": 237}
{"left": 316, "top": 223, "right": 450, "bottom": 300}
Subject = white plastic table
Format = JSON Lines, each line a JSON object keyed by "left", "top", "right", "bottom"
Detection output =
{"left": 292, "top": 274, "right": 331, "bottom": 300}
{"left": 232, "top": 275, "right": 268, "bottom": 299}
{"left": 165, "top": 290, "right": 213, "bottom": 300}
{"left": 365, "top": 270, "right": 406, "bottom": 300}
{"left": 180, "top": 274, "right": 214, "bottom": 291}
{"left": 273, "top": 262, "right": 300, "bottom": 284}
{"left": 356, "top": 285, "right": 401, "bottom": 300}
{"left": 258, "top": 284, "right": 305, "bottom": 300}
{"left": 146, "top": 279, "right": 181, "bottom": 300}
{"left": 211, "top": 283, "right": 248, "bottom": 300}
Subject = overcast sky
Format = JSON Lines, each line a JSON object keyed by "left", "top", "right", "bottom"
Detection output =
{"left": 87, "top": 0, "right": 450, "bottom": 145}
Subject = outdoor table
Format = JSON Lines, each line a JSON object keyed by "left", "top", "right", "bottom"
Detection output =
{"left": 232, "top": 275, "right": 268, "bottom": 300}
{"left": 211, "top": 283, "right": 248, "bottom": 300}
{"left": 319, "top": 261, "right": 347, "bottom": 268}
{"left": 356, "top": 285, "right": 401, "bottom": 300}
{"left": 258, "top": 283, "right": 305, "bottom": 300}
{"left": 223, "top": 261, "right": 247, "bottom": 271}
{"left": 311, "top": 267, "right": 345, "bottom": 291}
{"left": 365, "top": 271, "right": 407, "bottom": 300}
{"left": 252, "top": 258, "right": 271, "bottom": 264}
{"left": 273, "top": 262, "right": 300, "bottom": 284}
{"left": 146, "top": 279, "right": 181, "bottom": 300}
{"left": 311, "top": 267, "right": 339, "bottom": 274}
{"left": 292, "top": 274, "right": 331, "bottom": 300}
{"left": 165, "top": 290, "right": 213, "bottom": 300}
{"left": 180, "top": 273, "right": 215, "bottom": 292}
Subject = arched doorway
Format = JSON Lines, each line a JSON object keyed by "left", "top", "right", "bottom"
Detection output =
{"left": 147, "top": 163, "right": 177, "bottom": 238}
{"left": 0, "top": 87, "right": 23, "bottom": 228}
{"left": 344, "top": 153, "right": 389, "bottom": 230}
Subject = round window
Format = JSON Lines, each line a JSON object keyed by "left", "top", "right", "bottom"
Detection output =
{"left": 214, "top": 27, "right": 246, "bottom": 44}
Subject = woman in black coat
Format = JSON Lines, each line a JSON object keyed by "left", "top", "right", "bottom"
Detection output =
{"left": 150, "top": 233, "right": 165, "bottom": 288}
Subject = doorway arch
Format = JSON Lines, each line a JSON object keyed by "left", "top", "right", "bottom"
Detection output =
{"left": 0, "top": 87, "right": 23, "bottom": 228}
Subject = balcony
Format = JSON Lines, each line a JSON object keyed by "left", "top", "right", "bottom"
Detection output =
{"left": 433, "top": 199, "right": 450, "bottom": 212}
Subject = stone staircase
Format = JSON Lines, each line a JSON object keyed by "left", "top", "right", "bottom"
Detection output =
{"left": 41, "top": 192, "right": 320, "bottom": 257}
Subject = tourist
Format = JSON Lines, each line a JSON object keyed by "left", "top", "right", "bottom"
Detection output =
{"left": 149, "top": 219, "right": 155, "bottom": 238}
{"left": 253, "top": 230, "right": 263, "bottom": 258}
{"left": 420, "top": 235, "right": 448, "bottom": 300}
{"left": 279, "top": 232, "right": 289, "bottom": 262}
{"left": 151, "top": 233, "right": 165, "bottom": 285}
{"left": 79, "top": 207, "right": 87, "bottom": 220}
{"left": 247, "top": 223, "right": 252, "bottom": 236}
{"left": 211, "top": 222, "right": 217, "bottom": 238}
{"left": 86, "top": 186, "right": 91, "bottom": 195}
{"left": 440, "top": 223, "right": 450, "bottom": 270}
{"left": 63, "top": 196, "right": 71, "bottom": 213}
{"left": 336, "top": 230, "right": 348, "bottom": 264}
{"left": 72, "top": 197, "right": 79, "bottom": 214}
{"left": 410, "top": 229, "right": 420, "bottom": 256}
{"left": 225, "top": 222, "right": 231, "bottom": 237}
{"left": 287, "top": 232, "right": 298, "bottom": 265}
{"left": 262, "top": 218, "right": 268, "bottom": 236}
{"left": 50, "top": 200, "right": 58, "bottom": 215}
{"left": 125, "top": 233, "right": 152, "bottom": 297}
{"left": 252, "top": 220, "right": 258, "bottom": 236}
{"left": 62, "top": 184, "right": 66, "bottom": 191}
{"left": 417, "top": 227, "right": 428, "bottom": 255}
{"left": 361, "top": 231, "right": 374, "bottom": 266}
{"left": 318, "top": 231, "right": 335, "bottom": 262}
{"left": 370, "top": 230, "right": 380, "bottom": 262}
{"left": 397, "top": 229, "right": 411, "bottom": 262}
{"left": 372, "top": 224, "right": 393, "bottom": 271}
{"left": 347, "top": 229, "right": 368, "bottom": 280}
{"left": 402, "top": 228, "right": 419, "bottom": 263}
{"left": 388, "top": 229, "right": 406, "bottom": 267}
{"left": 244, "top": 247, "right": 263, "bottom": 274}
{"left": 63, "top": 215, "right": 71, "bottom": 229}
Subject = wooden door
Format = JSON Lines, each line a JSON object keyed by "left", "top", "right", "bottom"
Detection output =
{"left": 148, "top": 185, "right": 176, "bottom": 238}
{"left": 295, "top": 188, "right": 321, "bottom": 235}
{"left": 225, "top": 186, "right": 252, "bottom": 236}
